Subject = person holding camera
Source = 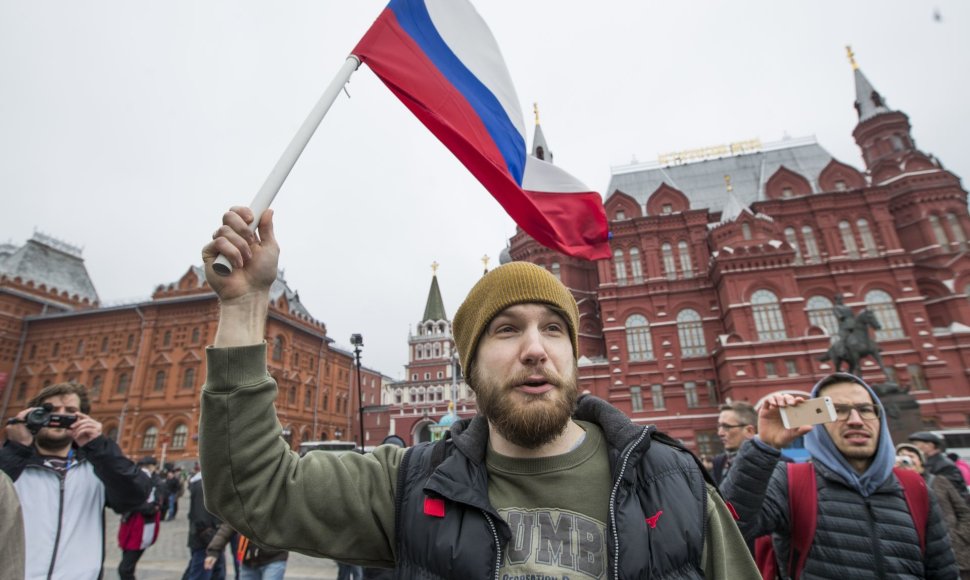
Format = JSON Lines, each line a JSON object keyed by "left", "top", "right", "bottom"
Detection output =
{"left": 721, "top": 373, "right": 957, "bottom": 579}
{"left": 0, "top": 382, "right": 152, "bottom": 580}
{"left": 195, "top": 208, "right": 757, "bottom": 579}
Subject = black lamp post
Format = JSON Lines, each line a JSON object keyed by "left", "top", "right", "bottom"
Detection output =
{"left": 350, "top": 333, "right": 365, "bottom": 453}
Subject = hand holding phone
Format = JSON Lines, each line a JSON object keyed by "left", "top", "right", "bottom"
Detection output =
{"left": 779, "top": 396, "right": 837, "bottom": 429}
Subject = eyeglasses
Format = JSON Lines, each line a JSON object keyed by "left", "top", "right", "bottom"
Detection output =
{"left": 717, "top": 423, "right": 749, "bottom": 431}
{"left": 833, "top": 403, "right": 880, "bottom": 421}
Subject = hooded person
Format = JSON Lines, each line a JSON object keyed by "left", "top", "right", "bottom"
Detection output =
{"left": 721, "top": 372, "right": 958, "bottom": 579}
{"left": 197, "top": 206, "right": 760, "bottom": 580}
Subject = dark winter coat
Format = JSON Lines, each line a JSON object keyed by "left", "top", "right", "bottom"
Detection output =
{"left": 722, "top": 439, "right": 958, "bottom": 579}
{"left": 394, "top": 395, "right": 711, "bottom": 579}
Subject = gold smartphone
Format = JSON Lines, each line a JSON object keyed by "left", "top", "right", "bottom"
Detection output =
{"left": 780, "top": 396, "right": 837, "bottom": 429}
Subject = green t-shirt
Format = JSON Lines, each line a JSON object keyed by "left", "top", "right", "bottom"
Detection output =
{"left": 486, "top": 420, "right": 612, "bottom": 580}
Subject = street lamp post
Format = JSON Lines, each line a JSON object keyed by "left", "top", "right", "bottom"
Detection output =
{"left": 350, "top": 333, "right": 365, "bottom": 453}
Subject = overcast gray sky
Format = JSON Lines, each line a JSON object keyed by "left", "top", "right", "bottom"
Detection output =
{"left": 2, "top": 1, "right": 968, "bottom": 379}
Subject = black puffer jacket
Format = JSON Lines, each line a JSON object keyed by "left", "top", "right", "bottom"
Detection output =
{"left": 394, "top": 395, "right": 710, "bottom": 580}
{"left": 722, "top": 439, "right": 958, "bottom": 579}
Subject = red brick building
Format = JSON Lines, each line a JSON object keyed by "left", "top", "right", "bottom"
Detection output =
{"left": 507, "top": 60, "right": 970, "bottom": 458}
{"left": 0, "top": 245, "right": 385, "bottom": 465}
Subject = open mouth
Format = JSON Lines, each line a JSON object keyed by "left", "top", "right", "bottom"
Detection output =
{"left": 516, "top": 377, "right": 554, "bottom": 395}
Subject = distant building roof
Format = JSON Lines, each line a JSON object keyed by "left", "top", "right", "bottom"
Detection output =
{"left": 606, "top": 136, "right": 835, "bottom": 214}
{"left": 0, "top": 232, "right": 99, "bottom": 304}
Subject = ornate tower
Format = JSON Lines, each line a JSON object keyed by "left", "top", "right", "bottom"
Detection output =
{"left": 848, "top": 45, "right": 920, "bottom": 171}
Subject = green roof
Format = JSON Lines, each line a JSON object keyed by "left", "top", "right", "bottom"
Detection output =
{"left": 422, "top": 275, "right": 447, "bottom": 322}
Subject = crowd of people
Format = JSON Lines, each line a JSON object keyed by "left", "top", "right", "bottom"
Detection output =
{"left": 0, "top": 204, "right": 968, "bottom": 579}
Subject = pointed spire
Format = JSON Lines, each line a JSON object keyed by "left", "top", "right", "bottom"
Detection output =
{"left": 422, "top": 262, "right": 447, "bottom": 322}
{"left": 481, "top": 254, "right": 490, "bottom": 276}
{"left": 719, "top": 175, "right": 752, "bottom": 224}
{"left": 531, "top": 102, "right": 553, "bottom": 162}
{"left": 848, "top": 46, "right": 892, "bottom": 121}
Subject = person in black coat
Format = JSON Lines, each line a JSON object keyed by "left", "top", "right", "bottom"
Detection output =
{"left": 184, "top": 470, "right": 225, "bottom": 580}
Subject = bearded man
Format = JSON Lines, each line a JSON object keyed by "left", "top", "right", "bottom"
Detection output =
{"left": 1, "top": 382, "right": 151, "bottom": 579}
{"left": 198, "top": 207, "right": 758, "bottom": 579}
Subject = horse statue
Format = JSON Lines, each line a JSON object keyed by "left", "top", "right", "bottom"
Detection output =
{"left": 819, "top": 308, "right": 891, "bottom": 378}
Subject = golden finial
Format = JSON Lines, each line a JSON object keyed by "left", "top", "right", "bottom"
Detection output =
{"left": 846, "top": 45, "right": 858, "bottom": 71}
{"left": 431, "top": 261, "right": 439, "bottom": 275}
{"left": 533, "top": 102, "right": 540, "bottom": 126}
{"left": 481, "top": 254, "right": 490, "bottom": 272}
{"left": 724, "top": 174, "right": 733, "bottom": 193}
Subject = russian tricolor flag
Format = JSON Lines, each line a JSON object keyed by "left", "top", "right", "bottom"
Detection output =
{"left": 353, "top": 0, "right": 611, "bottom": 260}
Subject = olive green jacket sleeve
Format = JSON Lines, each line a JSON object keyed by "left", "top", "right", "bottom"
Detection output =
{"left": 702, "top": 484, "right": 761, "bottom": 579}
{"left": 200, "top": 344, "right": 404, "bottom": 568}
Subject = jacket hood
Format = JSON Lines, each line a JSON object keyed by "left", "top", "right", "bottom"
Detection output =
{"left": 805, "top": 372, "right": 896, "bottom": 497}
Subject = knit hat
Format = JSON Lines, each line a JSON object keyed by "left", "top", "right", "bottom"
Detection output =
{"left": 453, "top": 261, "right": 579, "bottom": 382}
{"left": 895, "top": 443, "right": 926, "bottom": 467}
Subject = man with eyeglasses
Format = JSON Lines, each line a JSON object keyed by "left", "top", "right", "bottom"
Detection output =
{"left": 721, "top": 372, "right": 957, "bottom": 579}
{"left": 711, "top": 402, "right": 757, "bottom": 485}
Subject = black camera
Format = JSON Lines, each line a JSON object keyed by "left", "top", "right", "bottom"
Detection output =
{"left": 25, "top": 402, "right": 78, "bottom": 434}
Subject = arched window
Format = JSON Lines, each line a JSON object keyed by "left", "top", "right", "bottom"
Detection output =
{"left": 90, "top": 375, "right": 103, "bottom": 399}
{"left": 106, "top": 426, "right": 118, "bottom": 442}
{"left": 806, "top": 296, "right": 838, "bottom": 335}
{"left": 75, "top": 340, "right": 84, "bottom": 356}
{"left": 678, "top": 241, "right": 693, "bottom": 279}
{"left": 288, "top": 386, "right": 296, "bottom": 404}
{"left": 629, "top": 248, "right": 643, "bottom": 283}
{"left": 865, "top": 290, "right": 904, "bottom": 340}
{"left": 116, "top": 372, "right": 130, "bottom": 394}
{"left": 551, "top": 262, "right": 561, "bottom": 280}
{"left": 784, "top": 227, "right": 802, "bottom": 264}
{"left": 946, "top": 213, "right": 967, "bottom": 250}
{"left": 751, "top": 290, "right": 787, "bottom": 341}
{"left": 101, "top": 336, "right": 109, "bottom": 353}
{"left": 52, "top": 342, "right": 60, "bottom": 357}
{"left": 801, "top": 226, "right": 820, "bottom": 263}
{"left": 191, "top": 327, "right": 201, "bottom": 343}
{"left": 272, "top": 336, "right": 284, "bottom": 362}
{"left": 741, "top": 223, "right": 752, "bottom": 241}
{"left": 625, "top": 315, "right": 654, "bottom": 361}
{"left": 126, "top": 334, "right": 135, "bottom": 350}
{"left": 172, "top": 424, "right": 189, "bottom": 449}
{"left": 661, "top": 243, "right": 676, "bottom": 280}
{"left": 142, "top": 426, "right": 158, "bottom": 450}
{"left": 928, "top": 215, "right": 949, "bottom": 247}
{"left": 613, "top": 249, "right": 627, "bottom": 285}
{"left": 394, "top": 389, "right": 403, "bottom": 405}
{"left": 163, "top": 330, "right": 171, "bottom": 347}
{"left": 153, "top": 370, "right": 166, "bottom": 392}
{"left": 181, "top": 367, "right": 196, "bottom": 389}
{"left": 857, "top": 218, "right": 877, "bottom": 256}
{"left": 304, "top": 388, "right": 312, "bottom": 407}
{"left": 839, "top": 220, "right": 859, "bottom": 258}
{"left": 676, "top": 309, "right": 706, "bottom": 357}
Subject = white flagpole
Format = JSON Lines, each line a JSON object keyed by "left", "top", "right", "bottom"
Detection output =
{"left": 213, "top": 55, "right": 362, "bottom": 275}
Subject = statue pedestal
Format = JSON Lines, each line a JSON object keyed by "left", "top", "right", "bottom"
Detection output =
{"left": 874, "top": 383, "right": 924, "bottom": 446}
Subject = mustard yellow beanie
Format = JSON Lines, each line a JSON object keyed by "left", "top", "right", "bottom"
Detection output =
{"left": 453, "top": 261, "right": 579, "bottom": 380}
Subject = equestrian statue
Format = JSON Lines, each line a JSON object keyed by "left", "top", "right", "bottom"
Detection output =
{"left": 818, "top": 294, "right": 892, "bottom": 380}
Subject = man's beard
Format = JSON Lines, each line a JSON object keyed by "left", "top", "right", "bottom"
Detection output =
{"left": 35, "top": 427, "right": 73, "bottom": 453}
{"left": 472, "top": 363, "right": 579, "bottom": 449}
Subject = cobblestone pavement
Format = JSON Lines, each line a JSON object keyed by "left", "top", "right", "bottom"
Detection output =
{"left": 103, "top": 507, "right": 341, "bottom": 579}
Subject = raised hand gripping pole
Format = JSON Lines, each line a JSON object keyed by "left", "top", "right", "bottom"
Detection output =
{"left": 213, "top": 56, "right": 361, "bottom": 276}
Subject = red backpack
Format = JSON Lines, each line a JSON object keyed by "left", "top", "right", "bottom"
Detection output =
{"left": 754, "top": 463, "right": 929, "bottom": 580}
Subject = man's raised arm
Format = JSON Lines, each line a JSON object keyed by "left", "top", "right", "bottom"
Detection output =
{"left": 197, "top": 208, "right": 399, "bottom": 566}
